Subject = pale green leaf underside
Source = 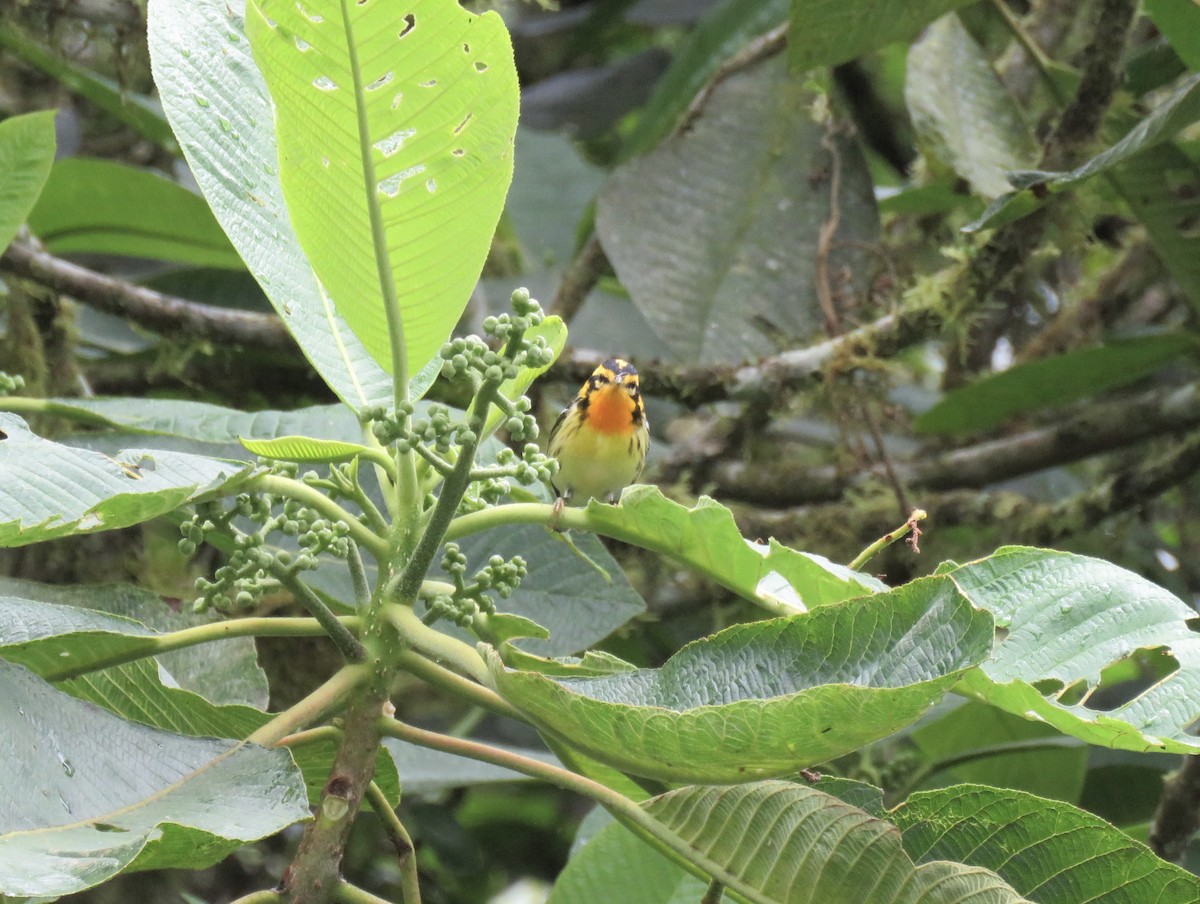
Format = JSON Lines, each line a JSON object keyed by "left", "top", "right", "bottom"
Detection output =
{"left": 905, "top": 14, "right": 1037, "bottom": 199}
{"left": 246, "top": 0, "right": 519, "bottom": 381}
{"left": 0, "top": 109, "right": 56, "bottom": 252}
{"left": 582, "top": 486, "right": 886, "bottom": 611}
{"left": 147, "top": 0, "right": 394, "bottom": 407}
{"left": 0, "top": 413, "right": 249, "bottom": 549}
{"left": 0, "top": 661, "right": 307, "bottom": 898}
{"left": 491, "top": 577, "right": 993, "bottom": 782}
{"left": 950, "top": 547, "right": 1200, "bottom": 754}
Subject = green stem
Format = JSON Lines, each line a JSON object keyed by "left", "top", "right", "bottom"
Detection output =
{"left": 378, "top": 719, "right": 733, "bottom": 894}
{"left": 38, "top": 616, "right": 358, "bottom": 682}
{"left": 388, "top": 604, "right": 489, "bottom": 684}
{"left": 228, "top": 892, "right": 281, "bottom": 904}
{"left": 253, "top": 474, "right": 389, "bottom": 560}
{"left": 278, "top": 725, "right": 342, "bottom": 748}
{"left": 247, "top": 663, "right": 370, "bottom": 747}
{"left": 846, "top": 509, "right": 926, "bottom": 572}
{"left": 333, "top": 882, "right": 395, "bottom": 904}
{"left": 347, "top": 541, "right": 372, "bottom": 607}
{"left": 365, "top": 782, "right": 422, "bottom": 904}
{"left": 396, "top": 648, "right": 524, "bottom": 721}
{"left": 273, "top": 566, "right": 366, "bottom": 662}
{"left": 990, "top": 0, "right": 1070, "bottom": 105}
{"left": 702, "top": 879, "right": 725, "bottom": 904}
{"left": 0, "top": 395, "right": 119, "bottom": 426}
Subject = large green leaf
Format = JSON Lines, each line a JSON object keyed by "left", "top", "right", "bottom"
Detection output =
{"left": 147, "top": 0, "right": 395, "bottom": 407}
{"left": 905, "top": 15, "right": 1037, "bottom": 198}
{"left": 895, "top": 785, "right": 1200, "bottom": 902}
{"left": 567, "top": 486, "right": 886, "bottom": 611}
{"left": 913, "top": 332, "right": 1198, "bottom": 434}
{"left": 965, "top": 73, "right": 1200, "bottom": 232}
{"left": 788, "top": 0, "right": 976, "bottom": 73}
{"left": 245, "top": 0, "right": 519, "bottom": 381}
{"left": 491, "top": 577, "right": 993, "bottom": 782}
{"left": 597, "top": 56, "right": 878, "bottom": 364}
{"left": 0, "top": 590, "right": 400, "bottom": 807}
{"left": 949, "top": 547, "right": 1200, "bottom": 754}
{"left": 0, "top": 661, "right": 307, "bottom": 897}
{"left": 552, "top": 782, "right": 1028, "bottom": 904}
{"left": 0, "top": 109, "right": 56, "bottom": 252}
{"left": 621, "top": 0, "right": 788, "bottom": 159}
{"left": 0, "top": 578, "right": 268, "bottom": 708}
{"left": 0, "top": 413, "right": 250, "bottom": 548}
{"left": 27, "top": 158, "right": 243, "bottom": 269}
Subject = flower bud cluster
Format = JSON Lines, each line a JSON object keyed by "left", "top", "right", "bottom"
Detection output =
{"left": 426, "top": 542, "right": 529, "bottom": 627}
{"left": 180, "top": 486, "right": 351, "bottom": 612}
{"left": 0, "top": 373, "right": 25, "bottom": 395}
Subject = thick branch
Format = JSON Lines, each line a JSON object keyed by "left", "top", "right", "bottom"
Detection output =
{"left": 1150, "top": 756, "right": 1200, "bottom": 864}
{"left": 710, "top": 383, "right": 1200, "bottom": 506}
{"left": 0, "top": 239, "right": 296, "bottom": 352}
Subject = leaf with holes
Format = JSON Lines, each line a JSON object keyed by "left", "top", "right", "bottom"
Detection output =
{"left": 147, "top": 0, "right": 396, "bottom": 408}
{"left": 0, "top": 413, "right": 250, "bottom": 549}
{"left": 948, "top": 547, "right": 1200, "bottom": 754}
{"left": 490, "top": 576, "right": 993, "bottom": 782}
{"left": 245, "top": 0, "right": 519, "bottom": 383}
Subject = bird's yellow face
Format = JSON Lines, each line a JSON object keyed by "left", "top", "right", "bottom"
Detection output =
{"left": 548, "top": 357, "right": 649, "bottom": 508}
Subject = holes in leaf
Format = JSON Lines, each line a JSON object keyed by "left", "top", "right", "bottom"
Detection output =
{"left": 451, "top": 148, "right": 465, "bottom": 157}
{"left": 420, "top": 79, "right": 438, "bottom": 88}
{"left": 1187, "top": 617, "right": 1200, "bottom": 633}
{"left": 463, "top": 42, "right": 470, "bottom": 53}
{"left": 377, "top": 164, "right": 425, "bottom": 198}
{"left": 92, "top": 823, "right": 130, "bottom": 833}
{"left": 1080, "top": 645, "right": 1179, "bottom": 713}
{"left": 426, "top": 178, "right": 437, "bottom": 193}
{"left": 312, "top": 76, "right": 338, "bottom": 91}
{"left": 1055, "top": 678, "right": 1088, "bottom": 706}
{"left": 398, "top": 14, "right": 415, "bottom": 38}
{"left": 295, "top": 2, "right": 323, "bottom": 23}
{"left": 321, "top": 156, "right": 330, "bottom": 168}
{"left": 453, "top": 112, "right": 473, "bottom": 135}
{"left": 1031, "top": 677, "right": 1064, "bottom": 697}
{"left": 294, "top": 35, "right": 311, "bottom": 51}
{"left": 993, "top": 625, "right": 1009, "bottom": 643}
{"left": 373, "top": 128, "right": 415, "bottom": 158}
{"left": 366, "top": 71, "right": 394, "bottom": 92}
{"left": 0, "top": 430, "right": 7, "bottom": 441}
{"left": 474, "top": 60, "right": 488, "bottom": 72}
{"left": 1185, "top": 715, "right": 1200, "bottom": 737}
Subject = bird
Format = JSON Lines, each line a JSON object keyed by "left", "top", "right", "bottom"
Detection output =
{"left": 547, "top": 357, "right": 649, "bottom": 519}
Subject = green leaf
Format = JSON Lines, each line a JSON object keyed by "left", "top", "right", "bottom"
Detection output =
{"left": 0, "top": 578, "right": 268, "bottom": 708}
{"left": 245, "top": 0, "right": 519, "bottom": 382}
{"left": 553, "top": 782, "right": 1029, "bottom": 904}
{"left": 965, "top": 73, "right": 1200, "bottom": 232}
{"left": 0, "top": 28, "right": 175, "bottom": 151}
{"left": 0, "top": 661, "right": 307, "bottom": 897}
{"left": 905, "top": 15, "right": 1037, "bottom": 198}
{"left": 0, "top": 589, "right": 399, "bottom": 807}
{"left": 147, "top": 0, "right": 395, "bottom": 407}
{"left": 27, "top": 158, "right": 243, "bottom": 269}
{"left": 1146, "top": 0, "right": 1200, "bottom": 72}
{"left": 0, "top": 413, "right": 250, "bottom": 549}
{"left": 239, "top": 434, "right": 376, "bottom": 463}
{"left": 0, "top": 109, "right": 56, "bottom": 252}
{"left": 949, "top": 547, "right": 1200, "bottom": 755}
{"left": 597, "top": 57, "right": 878, "bottom": 364}
{"left": 913, "top": 332, "right": 1198, "bottom": 434}
{"left": 491, "top": 576, "right": 993, "bottom": 782}
{"left": 621, "top": 0, "right": 788, "bottom": 159}
{"left": 788, "top": 0, "right": 976, "bottom": 73}
{"left": 895, "top": 785, "right": 1200, "bottom": 902}
{"left": 908, "top": 700, "right": 1087, "bottom": 803}
{"left": 573, "top": 486, "right": 885, "bottom": 611}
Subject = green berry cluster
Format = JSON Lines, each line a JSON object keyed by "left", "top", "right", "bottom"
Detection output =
{"left": 424, "top": 542, "right": 528, "bottom": 627}
{"left": 180, "top": 487, "right": 351, "bottom": 612}
{"left": 0, "top": 373, "right": 26, "bottom": 395}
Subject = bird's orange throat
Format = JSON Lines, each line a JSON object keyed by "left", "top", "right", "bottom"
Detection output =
{"left": 586, "top": 385, "right": 636, "bottom": 434}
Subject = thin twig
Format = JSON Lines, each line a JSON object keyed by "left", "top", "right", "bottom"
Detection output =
{"left": 365, "top": 782, "right": 422, "bottom": 904}
{"left": 549, "top": 234, "right": 608, "bottom": 324}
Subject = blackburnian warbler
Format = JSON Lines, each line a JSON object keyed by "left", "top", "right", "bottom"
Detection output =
{"left": 548, "top": 357, "right": 649, "bottom": 517}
